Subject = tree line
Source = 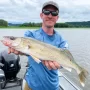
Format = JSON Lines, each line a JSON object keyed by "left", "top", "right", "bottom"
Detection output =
{"left": 20, "top": 22, "right": 70, "bottom": 28}
{"left": 19, "top": 22, "right": 90, "bottom": 28}
{"left": 0, "top": 19, "right": 90, "bottom": 28}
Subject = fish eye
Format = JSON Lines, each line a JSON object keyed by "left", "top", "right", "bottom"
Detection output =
{"left": 10, "top": 36, "right": 16, "bottom": 40}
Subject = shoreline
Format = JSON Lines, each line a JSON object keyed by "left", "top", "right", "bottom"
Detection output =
{"left": 0, "top": 27, "right": 90, "bottom": 30}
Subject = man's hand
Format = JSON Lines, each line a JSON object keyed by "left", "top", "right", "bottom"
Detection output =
{"left": 42, "top": 60, "right": 61, "bottom": 70}
{"left": 8, "top": 47, "right": 21, "bottom": 55}
{"left": 2, "top": 40, "right": 24, "bottom": 55}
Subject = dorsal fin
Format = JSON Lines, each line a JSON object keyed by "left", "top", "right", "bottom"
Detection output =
{"left": 60, "top": 48, "right": 74, "bottom": 61}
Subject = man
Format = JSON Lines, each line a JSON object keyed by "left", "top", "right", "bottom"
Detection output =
{"left": 2, "top": 1, "right": 68, "bottom": 90}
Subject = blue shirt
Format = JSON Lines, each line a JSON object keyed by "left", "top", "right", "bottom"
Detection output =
{"left": 24, "top": 28, "right": 68, "bottom": 90}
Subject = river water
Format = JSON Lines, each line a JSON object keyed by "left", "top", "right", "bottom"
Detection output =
{"left": 0, "top": 28, "right": 90, "bottom": 90}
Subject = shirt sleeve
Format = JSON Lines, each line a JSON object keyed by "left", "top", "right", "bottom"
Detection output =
{"left": 59, "top": 36, "right": 69, "bottom": 49}
{"left": 24, "top": 30, "right": 34, "bottom": 38}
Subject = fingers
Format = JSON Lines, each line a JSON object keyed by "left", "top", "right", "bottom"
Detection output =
{"left": 44, "top": 60, "right": 52, "bottom": 70}
{"left": 42, "top": 61, "right": 45, "bottom": 65}
{"left": 8, "top": 48, "right": 11, "bottom": 54}
{"left": 52, "top": 61, "right": 60, "bottom": 69}
{"left": 8, "top": 47, "right": 20, "bottom": 55}
{"left": 14, "top": 50, "right": 20, "bottom": 55}
{"left": 48, "top": 61, "right": 57, "bottom": 70}
{"left": 42, "top": 60, "right": 60, "bottom": 70}
{"left": 42, "top": 60, "right": 51, "bottom": 69}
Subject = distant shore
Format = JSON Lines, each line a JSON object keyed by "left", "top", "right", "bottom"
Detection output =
{"left": 0, "top": 26, "right": 39, "bottom": 29}
{"left": 0, "top": 26, "right": 90, "bottom": 30}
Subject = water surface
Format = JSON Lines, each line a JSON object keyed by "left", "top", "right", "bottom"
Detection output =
{"left": 0, "top": 28, "right": 90, "bottom": 90}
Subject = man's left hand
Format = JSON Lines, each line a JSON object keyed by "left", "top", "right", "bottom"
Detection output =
{"left": 42, "top": 60, "right": 61, "bottom": 70}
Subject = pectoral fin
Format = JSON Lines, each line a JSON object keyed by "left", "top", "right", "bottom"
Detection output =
{"left": 31, "top": 55, "right": 41, "bottom": 63}
{"left": 63, "top": 67, "right": 72, "bottom": 72}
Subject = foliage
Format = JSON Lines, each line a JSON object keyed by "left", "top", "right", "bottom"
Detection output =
{"left": 66, "top": 21, "right": 90, "bottom": 28}
{"left": 0, "top": 19, "right": 90, "bottom": 28}
{"left": 0, "top": 19, "right": 8, "bottom": 27}
{"left": 19, "top": 22, "right": 42, "bottom": 27}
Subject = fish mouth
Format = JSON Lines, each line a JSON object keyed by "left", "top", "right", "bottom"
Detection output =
{"left": 2, "top": 36, "right": 21, "bottom": 47}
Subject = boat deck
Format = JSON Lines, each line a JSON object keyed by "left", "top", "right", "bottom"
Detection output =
{"left": 0, "top": 55, "right": 82, "bottom": 90}
{"left": 1, "top": 71, "right": 82, "bottom": 90}
{"left": 2, "top": 86, "right": 21, "bottom": 90}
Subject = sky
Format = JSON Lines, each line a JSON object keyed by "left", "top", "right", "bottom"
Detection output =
{"left": 0, "top": 0, "right": 90, "bottom": 23}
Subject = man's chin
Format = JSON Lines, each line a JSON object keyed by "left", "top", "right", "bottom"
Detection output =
{"left": 46, "top": 25, "right": 53, "bottom": 28}
{"left": 46, "top": 24, "right": 54, "bottom": 28}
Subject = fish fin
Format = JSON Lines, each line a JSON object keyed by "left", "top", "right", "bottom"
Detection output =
{"left": 60, "top": 49, "right": 74, "bottom": 61}
{"left": 28, "top": 45, "right": 31, "bottom": 49}
{"left": 31, "top": 55, "right": 41, "bottom": 64}
{"left": 63, "top": 67, "right": 72, "bottom": 72}
{"left": 78, "top": 68, "right": 89, "bottom": 87}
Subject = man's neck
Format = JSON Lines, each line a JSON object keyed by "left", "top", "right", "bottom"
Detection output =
{"left": 42, "top": 26, "right": 54, "bottom": 35}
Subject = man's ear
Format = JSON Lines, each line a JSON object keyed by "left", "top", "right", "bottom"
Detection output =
{"left": 56, "top": 15, "right": 59, "bottom": 21}
{"left": 40, "top": 13, "right": 43, "bottom": 19}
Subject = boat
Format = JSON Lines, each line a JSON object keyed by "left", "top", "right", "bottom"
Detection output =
{"left": 58, "top": 71, "right": 82, "bottom": 90}
{"left": 0, "top": 71, "right": 82, "bottom": 90}
{"left": 0, "top": 49, "right": 22, "bottom": 90}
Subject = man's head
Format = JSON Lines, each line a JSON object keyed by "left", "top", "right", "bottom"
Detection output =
{"left": 42, "top": 1, "right": 59, "bottom": 13}
{"left": 40, "top": 1, "right": 59, "bottom": 28}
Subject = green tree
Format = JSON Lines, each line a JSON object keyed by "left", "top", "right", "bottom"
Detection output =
{"left": 55, "top": 23, "right": 69, "bottom": 28}
{"left": 0, "top": 19, "right": 8, "bottom": 27}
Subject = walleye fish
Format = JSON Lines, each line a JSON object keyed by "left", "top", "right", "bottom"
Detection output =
{"left": 1, "top": 36, "right": 88, "bottom": 87}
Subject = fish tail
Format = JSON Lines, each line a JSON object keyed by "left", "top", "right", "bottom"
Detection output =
{"left": 78, "top": 68, "right": 88, "bottom": 87}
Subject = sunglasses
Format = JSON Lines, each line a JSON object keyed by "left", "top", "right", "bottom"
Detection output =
{"left": 42, "top": 9, "right": 58, "bottom": 16}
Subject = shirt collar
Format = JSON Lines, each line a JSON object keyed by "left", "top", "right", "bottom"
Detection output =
{"left": 40, "top": 28, "right": 56, "bottom": 37}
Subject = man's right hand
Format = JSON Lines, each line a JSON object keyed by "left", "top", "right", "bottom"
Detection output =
{"left": 8, "top": 47, "right": 25, "bottom": 55}
{"left": 2, "top": 40, "right": 24, "bottom": 55}
{"left": 8, "top": 47, "right": 20, "bottom": 55}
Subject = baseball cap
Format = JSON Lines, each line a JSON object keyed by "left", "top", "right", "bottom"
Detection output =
{"left": 42, "top": 1, "right": 59, "bottom": 12}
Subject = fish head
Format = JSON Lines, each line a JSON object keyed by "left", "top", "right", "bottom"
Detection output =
{"left": 2, "top": 36, "right": 22, "bottom": 47}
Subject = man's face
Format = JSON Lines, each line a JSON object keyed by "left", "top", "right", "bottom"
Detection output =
{"left": 40, "top": 5, "right": 59, "bottom": 28}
